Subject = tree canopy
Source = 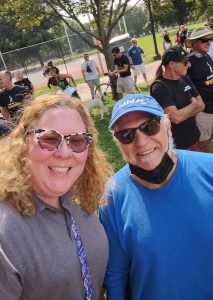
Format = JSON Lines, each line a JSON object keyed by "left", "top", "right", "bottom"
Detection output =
{"left": 1, "top": 0, "right": 141, "bottom": 70}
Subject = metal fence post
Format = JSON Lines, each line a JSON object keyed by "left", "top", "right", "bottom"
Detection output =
{"left": 0, "top": 50, "right": 7, "bottom": 70}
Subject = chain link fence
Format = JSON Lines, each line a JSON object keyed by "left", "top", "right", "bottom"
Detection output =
{"left": 0, "top": 32, "right": 95, "bottom": 76}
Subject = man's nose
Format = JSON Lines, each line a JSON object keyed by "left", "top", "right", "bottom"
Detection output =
{"left": 133, "top": 129, "right": 149, "bottom": 145}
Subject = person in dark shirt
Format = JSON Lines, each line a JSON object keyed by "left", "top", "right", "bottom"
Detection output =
{"left": 185, "top": 27, "right": 213, "bottom": 152}
{"left": 162, "top": 29, "right": 172, "bottom": 52}
{"left": 47, "top": 66, "right": 80, "bottom": 99}
{"left": 151, "top": 46, "right": 204, "bottom": 150}
{"left": 0, "top": 70, "right": 26, "bottom": 121}
{"left": 14, "top": 70, "right": 34, "bottom": 95}
{"left": 0, "top": 113, "right": 15, "bottom": 136}
{"left": 110, "top": 47, "right": 135, "bottom": 100}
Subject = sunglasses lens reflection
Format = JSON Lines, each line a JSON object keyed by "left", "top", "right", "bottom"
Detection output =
{"left": 114, "top": 117, "right": 161, "bottom": 144}
{"left": 38, "top": 131, "right": 61, "bottom": 150}
{"left": 37, "top": 130, "right": 91, "bottom": 152}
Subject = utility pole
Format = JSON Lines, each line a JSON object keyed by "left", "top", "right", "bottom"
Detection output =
{"left": 63, "top": 22, "right": 73, "bottom": 57}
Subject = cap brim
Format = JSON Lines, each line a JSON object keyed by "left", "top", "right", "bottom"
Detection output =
{"left": 185, "top": 33, "right": 213, "bottom": 48}
{"left": 109, "top": 107, "right": 163, "bottom": 129}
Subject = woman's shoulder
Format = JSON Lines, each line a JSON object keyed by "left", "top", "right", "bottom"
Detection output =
{"left": 0, "top": 201, "right": 24, "bottom": 237}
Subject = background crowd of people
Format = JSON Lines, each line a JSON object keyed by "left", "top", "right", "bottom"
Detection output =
{"left": 0, "top": 22, "right": 212, "bottom": 300}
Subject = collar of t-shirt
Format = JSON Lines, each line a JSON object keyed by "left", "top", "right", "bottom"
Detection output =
{"left": 194, "top": 52, "right": 205, "bottom": 58}
{"left": 32, "top": 192, "right": 72, "bottom": 213}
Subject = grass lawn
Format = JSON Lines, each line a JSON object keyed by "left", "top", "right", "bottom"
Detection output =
{"left": 137, "top": 22, "right": 204, "bottom": 64}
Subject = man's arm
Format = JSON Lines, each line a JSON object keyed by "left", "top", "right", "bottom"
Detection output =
{"left": 99, "top": 204, "right": 129, "bottom": 300}
{"left": 96, "top": 66, "right": 101, "bottom": 76}
{"left": 1, "top": 107, "right": 10, "bottom": 120}
{"left": 110, "top": 64, "right": 129, "bottom": 76}
{"left": 81, "top": 70, "right": 86, "bottom": 82}
{"left": 164, "top": 95, "right": 205, "bottom": 124}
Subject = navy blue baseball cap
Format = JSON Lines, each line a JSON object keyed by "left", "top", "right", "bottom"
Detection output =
{"left": 162, "top": 46, "right": 195, "bottom": 66}
{"left": 109, "top": 94, "right": 164, "bottom": 129}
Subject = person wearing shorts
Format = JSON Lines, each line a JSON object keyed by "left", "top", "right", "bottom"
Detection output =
{"left": 128, "top": 38, "right": 148, "bottom": 85}
{"left": 185, "top": 27, "right": 213, "bottom": 152}
{"left": 110, "top": 47, "right": 135, "bottom": 100}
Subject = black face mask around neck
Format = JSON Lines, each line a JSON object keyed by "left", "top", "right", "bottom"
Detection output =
{"left": 129, "top": 152, "right": 174, "bottom": 184}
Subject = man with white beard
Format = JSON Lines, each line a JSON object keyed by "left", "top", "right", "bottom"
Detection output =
{"left": 99, "top": 93, "right": 213, "bottom": 300}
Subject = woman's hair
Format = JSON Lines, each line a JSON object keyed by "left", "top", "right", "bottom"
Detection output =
{"left": 154, "top": 63, "right": 164, "bottom": 80}
{"left": 49, "top": 66, "right": 59, "bottom": 75}
{"left": 0, "top": 94, "right": 113, "bottom": 216}
{"left": 47, "top": 60, "right": 54, "bottom": 67}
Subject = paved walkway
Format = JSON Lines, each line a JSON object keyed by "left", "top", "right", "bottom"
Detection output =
{"left": 76, "top": 60, "right": 161, "bottom": 102}
{"left": 30, "top": 52, "right": 161, "bottom": 102}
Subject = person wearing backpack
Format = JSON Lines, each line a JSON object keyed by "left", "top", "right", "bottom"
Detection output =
{"left": 81, "top": 53, "right": 102, "bottom": 99}
{"left": 150, "top": 46, "right": 205, "bottom": 150}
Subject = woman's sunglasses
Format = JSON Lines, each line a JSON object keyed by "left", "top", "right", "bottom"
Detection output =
{"left": 114, "top": 117, "right": 161, "bottom": 144}
{"left": 27, "top": 129, "right": 93, "bottom": 153}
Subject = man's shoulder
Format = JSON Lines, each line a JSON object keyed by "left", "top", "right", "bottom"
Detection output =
{"left": 81, "top": 61, "right": 86, "bottom": 68}
{"left": 0, "top": 89, "right": 7, "bottom": 96}
{"left": 113, "top": 164, "right": 130, "bottom": 185}
{"left": 177, "top": 150, "right": 213, "bottom": 168}
{"left": 128, "top": 46, "right": 133, "bottom": 53}
{"left": 150, "top": 77, "right": 170, "bottom": 94}
{"left": 121, "top": 54, "right": 129, "bottom": 62}
{"left": 12, "top": 85, "right": 26, "bottom": 93}
{"left": 89, "top": 59, "right": 96, "bottom": 65}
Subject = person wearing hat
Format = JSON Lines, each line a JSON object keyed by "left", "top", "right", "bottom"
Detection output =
{"left": 150, "top": 45, "right": 204, "bottom": 151}
{"left": 185, "top": 27, "right": 213, "bottom": 152}
{"left": 99, "top": 93, "right": 213, "bottom": 300}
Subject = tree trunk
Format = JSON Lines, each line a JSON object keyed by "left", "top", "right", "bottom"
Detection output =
{"left": 146, "top": 0, "right": 161, "bottom": 60}
{"left": 101, "top": 46, "right": 119, "bottom": 101}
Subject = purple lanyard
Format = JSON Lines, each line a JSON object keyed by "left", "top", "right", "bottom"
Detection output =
{"left": 71, "top": 215, "right": 93, "bottom": 300}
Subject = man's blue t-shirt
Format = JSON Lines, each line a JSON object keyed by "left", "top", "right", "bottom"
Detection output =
{"left": 100, "top": 150, "right": 213, "bottom": 300}
{"left": 128, "top": 46, "right": 144, "bottom": 65}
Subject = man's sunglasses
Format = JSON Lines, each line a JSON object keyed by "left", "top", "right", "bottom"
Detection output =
{"left": 198, "top": 38, "right": 212, "bottom": 43}
{"left": 26, "top": 129, "right": 93, "bottom": 153}
{"left": 114, "top": 117, "right": 161, "bottom": 144}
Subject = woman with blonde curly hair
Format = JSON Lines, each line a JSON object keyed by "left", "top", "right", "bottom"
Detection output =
{"left": 0, "top": 94, "right": 113, "bottom": 300}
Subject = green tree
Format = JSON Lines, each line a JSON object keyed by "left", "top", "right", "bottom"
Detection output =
{"left": 1, "top": 0, "right": 141, "bottom": 70}
{"left": 194, "top": 0, "right": 213, "bottom": 20}
{"left": 0, "top": 13, "right": 62, "bottom": 69}
{"left": 147, "top": 0, "right": 195, "bottom": 27}
{"left": 125, "top": 4, "right": 148, "bottom": 37}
